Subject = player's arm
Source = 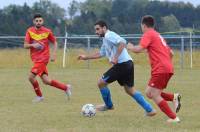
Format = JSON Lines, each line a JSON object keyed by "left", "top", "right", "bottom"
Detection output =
{"left": 24, "top": 31, "right": 32, "bottom": 49}
{"left": 78, "top": 52, "right": 102, "bottom": 60}
{"left": 24, "top": 41, "right": 41, "bottom": 49}
{"left": 24, "top": 30, "right": 41, "bottom": 49}
{"left": 24, "top": 41, "right": 32, "bottom": 49}
{"left": 112, "top": 42, "right": 125, "bottom": 64}
{"left": 127, "top": 42, "right": 145, "bottom": 53}
{"left": 169, "top": 47, "right": 174, "bottom": 59}
{"left": 48, "top": 30, "right": 57, "bottom": 62}
{"left": 50, "top": 41, "right": 57, "bottom": 62}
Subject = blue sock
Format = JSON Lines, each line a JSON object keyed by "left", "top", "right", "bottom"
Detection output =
{"left": 132, "top": 91, "right": 153, "bottom": 112}
{"left": 100, "top": 87, "right": 113, "bottom": 109}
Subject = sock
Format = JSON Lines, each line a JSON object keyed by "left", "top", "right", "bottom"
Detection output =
{"left": 100, "top": 87, "right": 113, "bottom": 109}
{"left": 161, "top": 92, "right": 174, "bottom": 101}
{"left": 50, "top": 80, "right": 67, "bottom": 91}
{"left": 158, "top": 100, "right": 176, "bottom": 119}
{"left": 132, "top": 91, "right": 153, "bottom": 113}
{"left": 32, "top": 80, "right": 42, "bottom": 97}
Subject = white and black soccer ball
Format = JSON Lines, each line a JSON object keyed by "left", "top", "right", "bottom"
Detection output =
{"left": 81, "top": 104, "right": 96, "bottom": 117}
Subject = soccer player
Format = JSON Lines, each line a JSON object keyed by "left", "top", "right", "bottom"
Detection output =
{"left": 78, "top": 20, "right": 156, "bottom": 116}
{"left": 24, "top": 13, "right": 71, "bottom": 102}
{"left": 127, "top": 15, "right": 181, "bottom": 123}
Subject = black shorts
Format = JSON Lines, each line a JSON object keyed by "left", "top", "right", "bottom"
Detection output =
{"left": 102, "top": 60, "right": 134, "bottom": 87}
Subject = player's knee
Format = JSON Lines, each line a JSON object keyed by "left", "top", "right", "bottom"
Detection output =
{"left": 124, "top": 86, "right": 135, "bottom": 96}
{"left": 28, "top": 76, "right": 34, "bottom": 82}
{"left": 42, "top": 79, "right": 50, "bottom": 85}
{"left": 146, "top": 91, "right": 153, "bottom": 99}
{"left": 97, "top": 79, "right": 106, "bottom": 89}
{"left": 126, "top": 90, "right": 133, "bottom": 96}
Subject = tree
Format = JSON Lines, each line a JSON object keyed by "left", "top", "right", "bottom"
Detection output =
{"left": 160, "top": 14, "right": 181, "bottom": 32}
{"left": 68, "top": 0, "right": 79, "bottom": 20}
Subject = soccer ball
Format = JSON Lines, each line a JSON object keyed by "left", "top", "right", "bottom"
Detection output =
{"left": 81, "top": 104, "right": 96, "bottom": 117}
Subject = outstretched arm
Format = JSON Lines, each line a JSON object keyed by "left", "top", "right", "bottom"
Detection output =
{"left": 78, "top": 52, "right": 102, "bottom": 60}
{"left": 127, "top": 42, "right": 145, "bottom": 53}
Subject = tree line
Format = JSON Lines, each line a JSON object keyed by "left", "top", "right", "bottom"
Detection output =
{"left": 0, "top": 0, "right": 200, "bottom": 36}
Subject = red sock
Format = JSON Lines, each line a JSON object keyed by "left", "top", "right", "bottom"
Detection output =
{"left": 50, "top": 80, "right": 67, "bottom": 91}
{"left": 158, "top": 100, "right": 176, "bottom": 119}
{"left": 161, "top": 92, "right": 174, "bottom": 101}
{"left": 32, "top": 80, "right": 42, "bottom": 97}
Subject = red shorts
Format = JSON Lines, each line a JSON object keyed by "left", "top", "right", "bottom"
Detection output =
{"left": 31, "top": 62, "right": 48, "bottom": 76}
{"left": 148, "top": 73, "right": 173, "bottom": 89}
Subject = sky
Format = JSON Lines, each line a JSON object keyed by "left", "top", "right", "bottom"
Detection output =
{"left": 0, "top": 0, "right": 84, "bottom": 9}
{"left": 0, "top": 0, "right": 199, "bottom": 9}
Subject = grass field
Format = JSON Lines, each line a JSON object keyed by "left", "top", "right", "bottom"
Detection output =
{"left": 0, "top": 49, "right": 200, "bottom": 132}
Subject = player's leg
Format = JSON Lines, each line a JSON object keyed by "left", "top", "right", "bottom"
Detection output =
{"left": 159, "top": 74, "right": 175, "bottom": 101}
{"left": 124, "top": 86, "right": 156, "bottom": 116}
{"left": 146, "top": 86, "right": 180, "bottom": 122}
{"left": 96, "top": 66, "right": 118, "bottom": 111}
{"left": 28, "top": 72, "right": 44, "bottom": 102}
{"left": 159, "top": 73, "right": 181, "bottom": 113}
{"left": 29, "top": 72, "right": 42, "bottom": 97}
{"left": 161, "top": 92, "right": 182, "bottom": 113}
{"left": 96, "top": 78, "right": 114, "bottom": 111}
{"left": 119, "top": 60, "right": 155, "bottom": 116}
{"left": 40, "top": 74, "right": 71, "bottom": 91}
{"left": 40, "top": 74, "right": 72, "bottom": 99}
{"left": 146, "top": 73, "right": 180, "bottom": 122}
{"left": 161, "top": 92, "right": 174, "bottom": 101}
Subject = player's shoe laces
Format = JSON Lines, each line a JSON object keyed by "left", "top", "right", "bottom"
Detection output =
{"left": 145, "top": 109, "right": 157, "bottom": 117}
{"left": 96, "top": 104, "right": 114, "bottom": 111}
{"left": 65, "top": 84, "right": 72, "bottom": 100}
{"left": 167, "top": 117, "right": 180, "bottom": 123}
{"left": 32, "top": 96, "right": 44, "bottom": 103}
{"left": 173, "top": 93, "right": 181, "bottom": 113}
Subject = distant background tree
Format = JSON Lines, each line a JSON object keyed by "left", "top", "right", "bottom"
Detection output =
{"left": 160, "top": 14, "right": 181, "bottom": 32}
{"left": 0, "top": 0, "right": 200, "bottom": 37}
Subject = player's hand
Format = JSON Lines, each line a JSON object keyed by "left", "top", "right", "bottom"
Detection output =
{"left": 111, "top": 57, "right": 118, "bottom": 65}
{"left": 78, "top": 55, "right": 87, "bottom": 60}
{"left": 127, "top": 42, "right": 134, "bottom": 50}
{"left": 32, "top": 43, "right": 43, "bottom": 50}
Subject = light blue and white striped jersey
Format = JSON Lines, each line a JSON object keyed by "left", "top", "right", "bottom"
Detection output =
{"left": 99, "top": 30, "right": 132, "bottom": 63}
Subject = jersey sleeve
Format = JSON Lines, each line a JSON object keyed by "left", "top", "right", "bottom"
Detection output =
{"left": 139, "top": 33, "right": 151, "bottom": 49}
{"left": 48, "top": 30, "right": 56, "bottom": 43}
{"left": 25, "top": 30, "right": 31, "bottom": 43}
{"left": 106, "top": 32, "right": 127, "bottom": 46}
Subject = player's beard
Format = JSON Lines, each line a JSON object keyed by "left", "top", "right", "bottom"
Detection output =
{"left": 35, "top": 24, "right": 42, "bottom": 29}
{"left": 98, "top": 33, "right": 105, "bottom": 37}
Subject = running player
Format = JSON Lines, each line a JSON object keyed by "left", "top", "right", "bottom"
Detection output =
{"left": 127, "top": 15, "right": 181, "bottom": 123}
{"left": 24, "top": 13, "right": 71, "bottom": 102}
{"left": 78, "top": 20, "right": 156, "bottom": 116}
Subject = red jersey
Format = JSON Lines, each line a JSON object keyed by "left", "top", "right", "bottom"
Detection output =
{"left": 139, "top": 29, "right": 174, "bottom": 74}
{"left": 25, "top": 26, "right": 56, "bottom": 63}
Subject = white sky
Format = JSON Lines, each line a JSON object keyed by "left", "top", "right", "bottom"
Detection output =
{"left": 160, "top": 0, "right": 200, "bottom": 5}
{"left": 0, "top": 0, "right": 84, "bottom": 9}
{"left": 0, "top": 0, "right": 199, "bottom": 9}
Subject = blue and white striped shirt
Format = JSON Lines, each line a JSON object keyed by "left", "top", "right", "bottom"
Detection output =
{"left": 100, "top": 30, "right": 132, "bottom": 63}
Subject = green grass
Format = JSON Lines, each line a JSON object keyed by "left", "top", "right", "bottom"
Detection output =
{"left": 0, "top": 49, "right": 200, "bottom": 132}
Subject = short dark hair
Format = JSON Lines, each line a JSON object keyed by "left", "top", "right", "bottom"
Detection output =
{"left": 33, "top": 13, "right": 43, "bottom": 19}
{"left": 141, "top": 15, "right": 155, "bottom": 28}
{"left": 95, "top": 20, "right": 108, "bottom": 28}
